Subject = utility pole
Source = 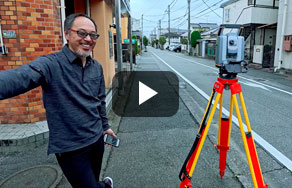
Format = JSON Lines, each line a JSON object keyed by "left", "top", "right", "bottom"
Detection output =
{"left": 168, "top": 4, "right": 170, "bottom": 46}
{"left": 141, "top": 14, "right": 143, "bottom": 54}
{"left": 128, "top": 16, "right": 133, "bottom": 71}
{"left": 115, "top": 0, "right": 123, "bottom": 95}
{"left": 154, "top": 27, "right": 156, "bottom": 41}
{"left": 159, "top": 19, "right": 161, "bottom": 39}
{"left": 187, "top": 0, "right": 191, "bottom": 55}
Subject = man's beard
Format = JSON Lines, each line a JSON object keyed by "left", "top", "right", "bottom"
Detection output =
{"left": 76, "top": 50, "right": 91, "bottom": 57}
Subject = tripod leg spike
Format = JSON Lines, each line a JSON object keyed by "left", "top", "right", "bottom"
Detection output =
{"left": 219, "top": 170, "right": 225, "bottom": 178}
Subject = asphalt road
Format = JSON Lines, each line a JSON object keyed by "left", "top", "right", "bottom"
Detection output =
{"left": 150, "top": 47, "right": 292, "bottom": 163}
{"left": 104, "top": 47, "right": 292, "bottom": 188}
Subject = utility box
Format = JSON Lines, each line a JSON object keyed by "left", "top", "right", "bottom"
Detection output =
{"left": 283, "top": 35, "right": 292, "bottom": 52}
{"left": 253, "top": 45, "right": 264, "bottom": 64}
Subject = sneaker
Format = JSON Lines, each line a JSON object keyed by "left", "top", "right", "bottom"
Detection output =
{"left": 103, "top": 177, "right": 113, "bottom": 188}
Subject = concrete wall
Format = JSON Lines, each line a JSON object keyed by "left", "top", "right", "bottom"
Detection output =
{"left": 223, "top": 0, "right": 278, "bottom": 24}
{"left": 91, "top": 0, "right": 115, "bottom": 88}
{"left": 250, "top": 7, "right": 278, "bottom": 24}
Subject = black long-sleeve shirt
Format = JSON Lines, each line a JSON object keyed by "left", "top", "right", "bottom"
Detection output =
{"left": 0, "top": 45, "right": 110, "bottom": 154}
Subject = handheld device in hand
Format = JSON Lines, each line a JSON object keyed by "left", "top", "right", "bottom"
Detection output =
{"left": 104, "top": 134, "right": 120, "bottom": 147}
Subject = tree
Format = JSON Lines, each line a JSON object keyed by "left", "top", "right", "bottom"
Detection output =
{"left": 151, "top": 40, "right": 155, "bottom": 47}
{"left": 155, "top": 39, "right": 159, "bottom": 48}
{"left": 143, "top": 36, "right": 149, "bottom": 51}
{"left": 159, "top": 36, "right": 166, "bottom": 50}
{"left": 190, "top": 31, "right": 201, "bottom": 48}
{"left": 132, "top": 35, "right": 139, "bottom": 54}
{"left": 180, "top": 37, "right": 188, "bottom": 45}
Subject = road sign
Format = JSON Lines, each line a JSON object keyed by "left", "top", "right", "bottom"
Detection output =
{"left": 123, "top": 39, "right": 130, "bottom": 43}
{"left": 123, "top": 39, "right": 136, "bottom": 43}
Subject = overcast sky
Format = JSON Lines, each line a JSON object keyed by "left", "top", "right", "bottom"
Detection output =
{"left": 130, "top": 0, "right": 229, "bottom": 37}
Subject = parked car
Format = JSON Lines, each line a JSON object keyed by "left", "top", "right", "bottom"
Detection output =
{"left": 167, "top": 44, "right": 178, "bottom": 51}
{"left": 173, "top": 45, "right": 181, "bottom": 52}
{"left": 169, "top": 45, "right": 176, "bottom": 51}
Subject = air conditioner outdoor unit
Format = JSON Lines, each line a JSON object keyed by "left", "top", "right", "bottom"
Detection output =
{"left": 283, "top": 35, "right": 292, "bottom": 52}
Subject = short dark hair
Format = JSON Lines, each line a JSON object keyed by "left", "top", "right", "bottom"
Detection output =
{"left": 64, "top": 13, "right": 97, "bottom": 32}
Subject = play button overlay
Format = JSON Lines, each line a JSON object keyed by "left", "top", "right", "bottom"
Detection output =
{"left": 139, "top": 81, "right": 158, "bottom": 105}
{"left": 112, "top": 71, "right": 179, "bottom": 117}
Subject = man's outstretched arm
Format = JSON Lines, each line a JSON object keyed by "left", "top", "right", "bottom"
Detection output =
{"left": 0, "top": 57, "right": 49, "bottom": 100}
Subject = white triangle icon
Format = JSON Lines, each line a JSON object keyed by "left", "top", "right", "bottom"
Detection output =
{"left": 139, "top": 81, "right": 158, "bottom": 105}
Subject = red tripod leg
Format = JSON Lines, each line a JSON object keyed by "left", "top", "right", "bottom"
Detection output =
{"left": 246, "top": 133, "right": 268, "bottom": 188}
{"left": 216, "top": 117, "right": 230, "bottom": 178}
{"left": 179, "top": 128, "right": 206, "bottom": 188}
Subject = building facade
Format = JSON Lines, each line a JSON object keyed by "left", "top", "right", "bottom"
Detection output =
{"left": 274, "top": 0, "right": 292, "bottom": 70}
{"left": 0, "top": 0, "right": 63, "bottom": 124}
{"left": 0, "top": 0, "right": 130, "bottom": 124}
{"left": 221, "top": 0, "right": 279, "bottom": 64}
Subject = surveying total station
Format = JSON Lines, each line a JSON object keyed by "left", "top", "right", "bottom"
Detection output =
{"left": 179, "top": 24, "right": 268, "bottom": 188}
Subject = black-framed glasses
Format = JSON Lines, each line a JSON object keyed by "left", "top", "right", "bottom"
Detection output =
{"left": 70, "top": 29, "right": 100, "bottom": 40}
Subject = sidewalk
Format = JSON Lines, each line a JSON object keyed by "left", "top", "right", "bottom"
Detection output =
{"left": 0, "top": 109, "right": 120, "bottom": 188}
{"left": 1, "top": 50, "right": 291, "bottom": 187}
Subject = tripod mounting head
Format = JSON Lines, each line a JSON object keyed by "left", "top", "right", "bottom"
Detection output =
{"left": 215, "top": 24, "right": 248, "bottom": 79}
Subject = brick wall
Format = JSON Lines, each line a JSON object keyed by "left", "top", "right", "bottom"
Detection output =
{"left": 0, "top": 0, "right": 63, "bottom": 124}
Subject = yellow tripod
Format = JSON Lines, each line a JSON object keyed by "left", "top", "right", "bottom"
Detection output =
{"left": 179, "top": 77, "right": 268, "bottom": 188}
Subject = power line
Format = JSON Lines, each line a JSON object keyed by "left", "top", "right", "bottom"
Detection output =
{"left": 144, "top": 13, "right": 167, "bottom": 17}
{"left": 191, "top": 7, "right": 221, "bottom": 19}
{"left": 201, "top": 0, "right": 222, "bottom": 18}
{"left": 170, "top": 0, "right": 178, "bottom": 8}
{"left": 142, "top": 0, "right": 229, "bottom": 36}
{"left": 171, "top": 0, "right": 222, "bottom": 29}
{"left": 171, "top": 5, "right": 188, "bottom": 12}
{"left": 169, "top": 0, "right": 177, "bottom": 7}
{"left": 143, "top": 18, "right": 160, "bottom": 23}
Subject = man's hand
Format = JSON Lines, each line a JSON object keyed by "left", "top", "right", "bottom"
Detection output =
{"left": 103, "top": 128, "right": 117, "bottom": 137}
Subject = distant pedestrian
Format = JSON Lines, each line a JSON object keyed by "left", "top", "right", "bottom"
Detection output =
{"left": 0, "top": 13, "right": 115, "bottom": 188}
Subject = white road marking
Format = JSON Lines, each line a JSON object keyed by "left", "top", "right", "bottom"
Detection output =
{"left": 239, "top": 81, "right": 271, "bottom": 92}
{"left": 169, "top": 53, "right": 292, "bottom": 96}
{"left": 151, "top": 50, "right": 292, "bottom": 172}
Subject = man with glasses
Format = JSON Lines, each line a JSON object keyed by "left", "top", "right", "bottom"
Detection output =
{"left": 0, "top": 13, "right": 115, "bottom": 188}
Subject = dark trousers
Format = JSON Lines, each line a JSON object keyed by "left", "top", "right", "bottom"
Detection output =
{"left": 55, "top": 136, "right": 107, "bottom": 188}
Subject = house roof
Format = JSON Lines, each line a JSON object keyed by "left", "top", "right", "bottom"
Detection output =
{"left": 220, "top": 0, "right": 240, "bottom": 8}
{"left": 162, "top": 32, "right": 180, "bottom": 38}
{"left": 160, "top": 28, "right": 187, "bottom": 35}
{"left": 197, "top": 38, "right": 217, "bottom": 42}
{"left": 257, "top": 22, "right": 277, "bottom": 29}
{"left": 132, "top": 31, "right": 141, "bottom": 37}
{"left": 191, "top": 23, "right": 218, "bottom": 29}
{"left": 181, "top": 32, "right": 188, "bottom": 37}
{"left": 201, "top": 27, "right": 219, "bottom": 36}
